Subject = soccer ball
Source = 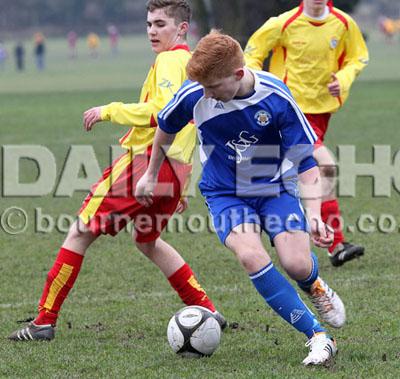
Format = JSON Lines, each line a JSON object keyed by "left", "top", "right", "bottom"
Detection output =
{"left": 167, "top": 306, "right": 221, "bottom": 357}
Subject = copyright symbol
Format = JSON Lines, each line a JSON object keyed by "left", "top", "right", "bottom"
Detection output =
{"left": 1, "top": 207, "right": 28, "bottom": 235}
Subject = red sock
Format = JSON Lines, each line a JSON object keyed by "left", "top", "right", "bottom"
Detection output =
{"left": 34, "top": 247, "right": 84, "bottom": 325}
{"left": 168, "top": 263, "right": 216, "bottom": 312}
{"left": 321, "top": 200, "right": 345, "bottom": 254}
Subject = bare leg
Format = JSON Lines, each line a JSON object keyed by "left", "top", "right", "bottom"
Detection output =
{"left": 224, "top": 224, "right": 271, "bottom": 274}
{"left": 135, "top": 238, "right": 185, "bottom": 278}
{"left": 135, "top": 233, "right": 216, "bottom": 311}
{"left": 273, "top": 230, "right": 312, "bottom": 281}
{"left": 313, "top": 145, "right": 337, "bottom": 202}
{"left": 62, "top": 219, "right": 98, "bottom": 255}
{"left": 225, "top": 224, "right": 326, "bottom": 339}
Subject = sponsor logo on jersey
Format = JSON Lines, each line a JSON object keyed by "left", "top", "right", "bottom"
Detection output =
{"left": 330, "top": 37, "right": 338, "bottom": 49}
{"left": 225, "top": 131, "right": 259, "bottom": 163}
{"left": 254, "top": 110, "right": 272, "bottom": 127}
{"left": 292, "top": 40, "right": 307, "bottom": 46}
{"left": 158, "top": 78, "right": 174, "bottom": 93}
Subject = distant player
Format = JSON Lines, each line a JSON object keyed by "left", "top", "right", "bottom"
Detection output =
{"left": 87, "top": 32, "right": 100, "bottom": 58}
{"left": 107, "top": 24, "right": 120, "bottom": 55}
{"left": 9, "top": 0, "right": 224, "bottom": 342}
{"left": 67, "top": 30, "right": 78, "bottom": 59}
{"left": 136, "top": 31, "right": 345, "bottom": 366}
{"left": 245, "top": 0, "right": 369, "bottom": 266}
{"left": 0, "top": 41, "right": 7, "bottom": 70}
{"left": 33, "top": 32, "right": 46, "bottom": 71}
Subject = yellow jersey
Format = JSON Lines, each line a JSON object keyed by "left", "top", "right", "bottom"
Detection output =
{"left": 244, "top": 3, "right": 369, "bottom": 114}
{"left": 101, "top": 45, "right": 195, "bottom": 164}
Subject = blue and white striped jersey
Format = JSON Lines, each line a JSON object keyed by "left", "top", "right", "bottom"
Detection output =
{"left": 158, "top": 70, "right": 317, "bottom": 197}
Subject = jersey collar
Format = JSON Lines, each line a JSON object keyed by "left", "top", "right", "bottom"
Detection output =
{"left": 169, "top": 44, "right": 190, "bottom": 52}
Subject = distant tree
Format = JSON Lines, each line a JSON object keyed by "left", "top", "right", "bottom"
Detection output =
{"left": 0, "top": 0, "right": 362, "bottom": 37}
{"left": 190, "top": 0, "right": 361, "bottom": 45}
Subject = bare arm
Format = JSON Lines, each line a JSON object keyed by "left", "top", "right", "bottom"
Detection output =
{"left": 135, "top": 128, "right": 177, "bottom": 206}
{"left": 299, "top": 166, "right": 333, "bottom": 248}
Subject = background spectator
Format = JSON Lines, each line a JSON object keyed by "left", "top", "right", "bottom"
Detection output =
{"left": 87, "top": 32, "right": 100, "bottom": 58}
{"left": 67, "top": 30, "right": 78, "bottom": 59}
{"left": 107, "top": 24, "right": 119, "bottom": 56}
{"left": 34, "top": 32, "right": 46, "bottom": 70}
{"left": 14, "top": 42, "right": 25, "bottom": 71}
{"left": 0, "top": 41, "right": 7, "bottom": 70}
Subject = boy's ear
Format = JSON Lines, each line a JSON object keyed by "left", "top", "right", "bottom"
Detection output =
{"left": 178, "top": 21, "right": 189, "bottom": 37}
{"left": 235, "top": 68, "right": 245, "bottom": 80}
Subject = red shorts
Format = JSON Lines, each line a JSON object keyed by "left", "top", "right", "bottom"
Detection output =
{"left": 305, "top": 113, "right": 331, "bottom": 148}
{"left": 79, "top": 150, "right": 191, "bottom": 242}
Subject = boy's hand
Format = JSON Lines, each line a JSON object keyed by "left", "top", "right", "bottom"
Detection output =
{"left": 83, "top": 106, "right": 102, "bottom": 131}
{"left": 310, "top": 217, "right": 334, "bottom": 248}
{"left": 135, "top": 172, "right": 156, "bottom": 207}
{"left": 176, "top": 197, "right": 188, "bottom": 214}
{"left": 327, "top": 73, "right": 341, "bottom": 97}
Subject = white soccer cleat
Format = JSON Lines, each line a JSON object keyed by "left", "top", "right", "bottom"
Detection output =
{"left": 308, "top": 277, "right": 346, "bottom": 328}
{"left": 302, "top": 333, "right": 337, "bottom": 366}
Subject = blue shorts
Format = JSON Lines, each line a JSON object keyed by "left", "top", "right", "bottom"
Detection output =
{"left": 205, "top": 192, "right": 309, "bottom": 245}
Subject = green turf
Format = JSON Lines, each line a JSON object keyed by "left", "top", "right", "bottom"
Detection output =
{"left": 0, "top": 36, "right": 152, "bottom": 94}
{"left": 1, "top": 34, "right": 400, "bottom": 378}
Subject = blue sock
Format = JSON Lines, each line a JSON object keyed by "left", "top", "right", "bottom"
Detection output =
{"left": 250, "top": 262, "right": 325, "bottom": 338}
{"left": 297, "top": 252, "right": 319, "bottom": 292}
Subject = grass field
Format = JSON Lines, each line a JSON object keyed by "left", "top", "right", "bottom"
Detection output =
{"left": 1, "top": 34, "right": 400, "bottom": 378}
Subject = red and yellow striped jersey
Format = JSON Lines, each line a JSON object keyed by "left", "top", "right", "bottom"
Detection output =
{"left": 244, "top": 3, "right": 369, "bottom": 114}
{"left": 101, "top": 45, "right": 195, "bottom": 164}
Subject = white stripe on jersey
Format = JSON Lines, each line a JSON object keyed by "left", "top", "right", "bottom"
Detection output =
{"left": 196, "top": 128, "right": 207, "bottom": 164}
{"left": 193, "top": 86, "right": 275, "bottom": 128}
{"left": 270, "top": 158, "right": 294, "bottom": 182}
{"left": 159, "top": 82, "right": 203, "bottom": 120}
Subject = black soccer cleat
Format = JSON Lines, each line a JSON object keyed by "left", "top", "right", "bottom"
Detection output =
{"left": 8, "top": 322, "right": 55, "bottom": 341}
{"left": 213, "top": 311, "right": 228, "bottom": 331}
{"left": 330, "top": 242, "right": 365, "bottom": 267}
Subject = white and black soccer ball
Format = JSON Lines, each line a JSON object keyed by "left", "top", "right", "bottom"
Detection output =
{"left": 167, "top": 306, "right": 221, "bottom": 357}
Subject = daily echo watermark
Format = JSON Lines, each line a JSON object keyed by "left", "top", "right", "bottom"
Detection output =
{"left": 1, "top": 206, "right": 400, "bottom": 237}
{"left": 1, "top": 143, "right": 400, "bottom": 236}
{"left": 2, "top": 144, "right": 400, "bottom": 198}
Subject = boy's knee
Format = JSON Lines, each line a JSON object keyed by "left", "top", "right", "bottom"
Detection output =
{"left": 66, "top": 221, "right": 91, "bottom": 240}
{"left": 135, "top": 240, "right": 156, "bottom": 256}
{"left": 281, "top": 256, "right": 311, "bottom": 281}
{"left": 236, "top": 249, "right": 268, "bottom": 274}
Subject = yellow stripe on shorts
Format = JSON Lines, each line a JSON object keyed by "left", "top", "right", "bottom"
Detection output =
{"left": 79, "top": 152, "right": 133, "bottom": 224}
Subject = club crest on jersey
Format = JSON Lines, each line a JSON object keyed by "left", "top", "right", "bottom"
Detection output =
{"left": 330, "top": 37, "right": 338, "bottom": 49}
{"left": 254, "top": 110, "right": 271, "bottom": 127}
